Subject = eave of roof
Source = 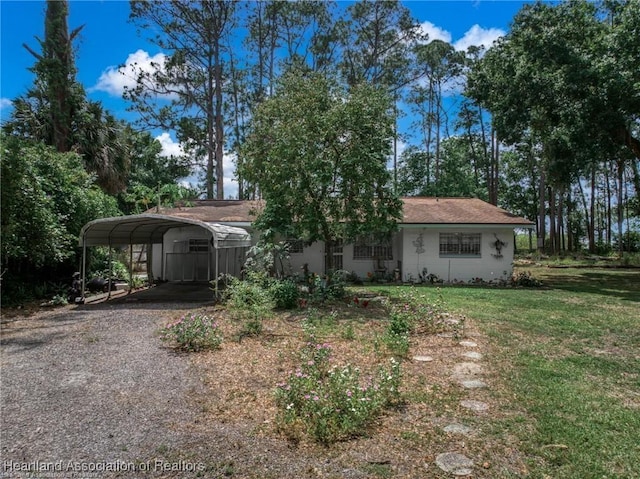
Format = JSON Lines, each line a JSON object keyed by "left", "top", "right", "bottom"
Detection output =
{"left": 138, "top": 197, "right": 534, "bottom": 227}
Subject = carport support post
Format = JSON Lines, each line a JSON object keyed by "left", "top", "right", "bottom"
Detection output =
{"left": 215, "top": 247, "right": 219, "bottom": 299}
{"left": 128, "top": 242, "right": 133, "bottom": 294}
{"left": 81, "top": 239, "right": 87, "bottom": 301}
{"left": 107, "top": 240, "right": 112, "bottom": 300}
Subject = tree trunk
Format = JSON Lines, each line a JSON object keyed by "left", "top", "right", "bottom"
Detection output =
{"left": 549, "top": 186, "right": 556, "bottom": 255}
{"left": 214, "top": 38, "right": 225, "bottom": 200}
{"left": 557, "top": 188, "right": 564, "bottom": 252}
{"left": 590, "top": 165, "right": 596, "bottom": 253}
{"left": 617, "top": 158, "right": 624, "bottom": 255}
{"left": 577, "top": 178, "right": 591, "bottom": 253}
{"left": 538, "top": 168, "right": 546, "bottom": 251}
{"left": 605, "top": 164, "right": 612, "bottom": 247}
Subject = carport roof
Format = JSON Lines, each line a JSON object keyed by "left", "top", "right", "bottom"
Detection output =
{"left": 79, "top": 213, "right": 251, "bottom": 248}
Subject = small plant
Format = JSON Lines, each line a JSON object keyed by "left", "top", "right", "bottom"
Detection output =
{"left": 160, "top": 312, "right": 223, "bottom": 352}
{"left": 270, "top": 279, "right": 299, "bottom": 309}
{"left": 275, "top": 337, "right": 402, "bottom": 445}
{"left": 51, "top": 294, "right": 68, "bottom": 306}
{"left": 388, "top": 288, "right": 450, "bottom": 335}
{"left": 341, "top": 323, "right": 356, "bottom": 341}
{"left": 223, "top": 273, "right": 274, "bottom": 335}
{"left": 511, "top": 271, "right": 542, "bottom": 287}
{"left": 384, "top": 310, "right": 411, "bottom": 357}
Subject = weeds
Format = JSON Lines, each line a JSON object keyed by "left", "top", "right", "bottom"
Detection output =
{"left": 275, "top": 336, "right": 402, "bottom": 445}
{"left": 160, "top": 312, "right": 223, "bottom": 352}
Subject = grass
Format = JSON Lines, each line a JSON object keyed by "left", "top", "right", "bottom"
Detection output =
{"left": 371, "top": 264, "right": 640, "bottom": 479}
{"left": 172, "top": 264, "right": 639, "bottom": 477}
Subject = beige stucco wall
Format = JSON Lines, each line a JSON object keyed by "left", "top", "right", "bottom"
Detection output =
{"left": 151, "top": 224, "right": 516, "bottom": 283}
{"left": 400, "top": 227, "right": 515, "bottom": 283}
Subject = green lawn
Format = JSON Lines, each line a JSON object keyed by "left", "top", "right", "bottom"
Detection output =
{"left": 370, "top": 266, "right": 640, "bottom": 479}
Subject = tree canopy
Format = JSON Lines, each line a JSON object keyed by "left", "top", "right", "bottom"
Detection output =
{"left": 240, "top": 70, "right": 402, "bottom": 267}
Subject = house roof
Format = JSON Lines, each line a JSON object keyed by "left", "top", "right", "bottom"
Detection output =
{"left": 150, "top": 197, "right": 534, "bottom": 227}
{"left": 401, "top": 197, "right": 534, "bottom": 226}
{"left": 152, "top": 200, "right": 259, "bottom": 224}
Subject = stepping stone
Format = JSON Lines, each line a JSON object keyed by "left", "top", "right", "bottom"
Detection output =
{"left": 443, "top": 423, "right": 473, "bottom": 435}
{"left": 460, "top": 400, "right": 489, "bottom": 412}
{"left": 462, "top": 351, "right": 482, "bottom": 360}
{"left": 460, "top": 379, "right": 488, "bottom": 389}
{"left": 437, "top": 332, "right": 454, "bottom": 338}
{"left": 459, "top": 340, "right": 477, "bottom": 347}
{"left": 451, "top": 362, "right": 483, "bottom": 379}
{"left": 413, "top": 355, "right": 434, "bottom": 362}
{"left": 435, "top": 452, "right": 474, "bottom": 476}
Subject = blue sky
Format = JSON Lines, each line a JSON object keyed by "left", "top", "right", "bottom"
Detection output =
{"left": 1, "top": 0, "right": 530, "bottom": 197}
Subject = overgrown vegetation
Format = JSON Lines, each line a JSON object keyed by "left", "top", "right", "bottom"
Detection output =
{"left": 275, "top": 329, "right": 402, "bottom": 445}
{"left": 160, "top": 312, "right": 223, "bottom": 352}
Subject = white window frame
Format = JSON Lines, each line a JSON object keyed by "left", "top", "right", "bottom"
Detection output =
{"left": 439, "top": 233, "right": 481, "bottom": 257}
{"left": 353, "top": 235, "right": 393, "bottom": 260}
{"left": 287, "top": 239, "right": 304, "bottom": 254}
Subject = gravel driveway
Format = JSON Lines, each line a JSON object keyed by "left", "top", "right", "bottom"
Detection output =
{"left": 1, "top": 303, "right": 210, "bottom": 476}
{"left": 1, "top": 302, "right": 327, "bottom": 479}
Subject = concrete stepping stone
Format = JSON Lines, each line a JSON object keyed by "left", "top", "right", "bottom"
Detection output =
{"left": 460, "top": 379, "right": 488, "bottom": 389}
{"left": 460, "top": 400, "right": 489, "bottom": 412}
{"left": 459, "top": 340, "right": 477, "bottom": 347}
{"left": 443, "top": 423, "right": 473, "bottom": 435}
{"left": 435, "top": 452, "right": 474, "bottom": 476}
{"left": 451, "top": 362, "right": 483, "bottom": 379}
{"left": 462, "top": 351, "right": 482, "bottom": 360}
{"left": 413, "top": 355, "right": 434, "bottom": 362}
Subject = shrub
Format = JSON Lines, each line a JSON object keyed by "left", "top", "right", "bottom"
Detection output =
{"left": 222, "top": 273, "right": 274, "bottom": 338}
{"left": 271, "top": 279, "right": 299, "bottom": 309}
{"left": 389, "top": 288, "right": 449, "bottom": 334}
{"left": 275, "top": 338, "right": 401, "bottom": 445}
{"left": 511, "top": 271, "right": 542, "bottom": 287}
{"left": 160, "top": 312, "right": 223, "bottom": 352}
{"left": 384, "top": 308, "right": 411, "bottom": 357}
{"left": 223, "top": 273, "right": 274, "bottom": 319}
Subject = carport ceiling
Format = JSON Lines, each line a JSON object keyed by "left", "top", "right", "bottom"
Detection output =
{"left": 79, "top": 213, "right": 251, "bottom": 248}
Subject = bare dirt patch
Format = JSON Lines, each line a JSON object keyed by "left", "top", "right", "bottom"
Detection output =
{"left": 181, "top": 301, "right": 530, "bottom": 478}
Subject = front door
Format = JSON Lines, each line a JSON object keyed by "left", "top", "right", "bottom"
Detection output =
{"left": 325, "top": 240, "right": 343, "bottom": 273}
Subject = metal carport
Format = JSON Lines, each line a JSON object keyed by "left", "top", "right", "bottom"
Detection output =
{"left": 79, "top": 214, "right": 251, "bottom": 299}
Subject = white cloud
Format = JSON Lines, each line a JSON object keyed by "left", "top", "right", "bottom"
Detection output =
{"left": 418, "top": 21, "right": 452, "bottom": 44}
{"left": 222, "top": 152, "right": 239, "bottom": 199}
{"left": 453, "top": 25, "right": 505, "bottom": 52}
{"left": 0, "top": 98, "right": 12, "bottom": 120}
{"left": 92, "top": 49, "right": 170, "bottom": 97}
{"left": 155, "top": 132, "right": 183, "bottom": 158}
{"left": 170, "top": 138, "right": 239, "bottom": 199}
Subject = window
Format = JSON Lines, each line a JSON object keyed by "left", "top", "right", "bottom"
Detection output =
{"left": 439, "top": 233, "right": 481, "bottom": 257}
{"left": 286, "top": 239, "right": 304, "bottom": 254}
{"left": 189, "top": 238, "right": 209, "bottom": 253}
{"left": 353, "top": 235, "right": 392, "bottom": 260}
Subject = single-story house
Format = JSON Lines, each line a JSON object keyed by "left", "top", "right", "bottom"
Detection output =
{"left": 79, "top": 197, "right": 534, "bottom": 288}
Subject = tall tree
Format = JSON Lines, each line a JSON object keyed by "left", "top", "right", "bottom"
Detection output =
{"left": 22, "top": 0, "right": 83, "bottom": 153}
{"left": 240, "top": 70, "right": 402, "bottom": 270}
{"left": 466, "top": 0, "right": 640, "bottom": 251}
{"left": 409, "top": 40, "right": 464, "bottom": 189}
{"left": 5, "top": 0, "right": 129, "bottom": 194}
{"left": 126, "top": 0, "right": 237, "bottom": 199}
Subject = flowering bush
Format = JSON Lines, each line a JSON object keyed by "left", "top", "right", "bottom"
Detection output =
{"left": 160, "top": 312, "right": 223, "bottom": 352}
{"left": 275, "top": 338, "right": 401, "bottom": 445}
{"left": 389, "top": 288, "right": 449, "bottom": 335}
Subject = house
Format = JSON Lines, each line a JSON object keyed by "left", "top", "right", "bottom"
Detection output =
{"left": 79, "top": 197, "right": 534, "bottom": 288}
